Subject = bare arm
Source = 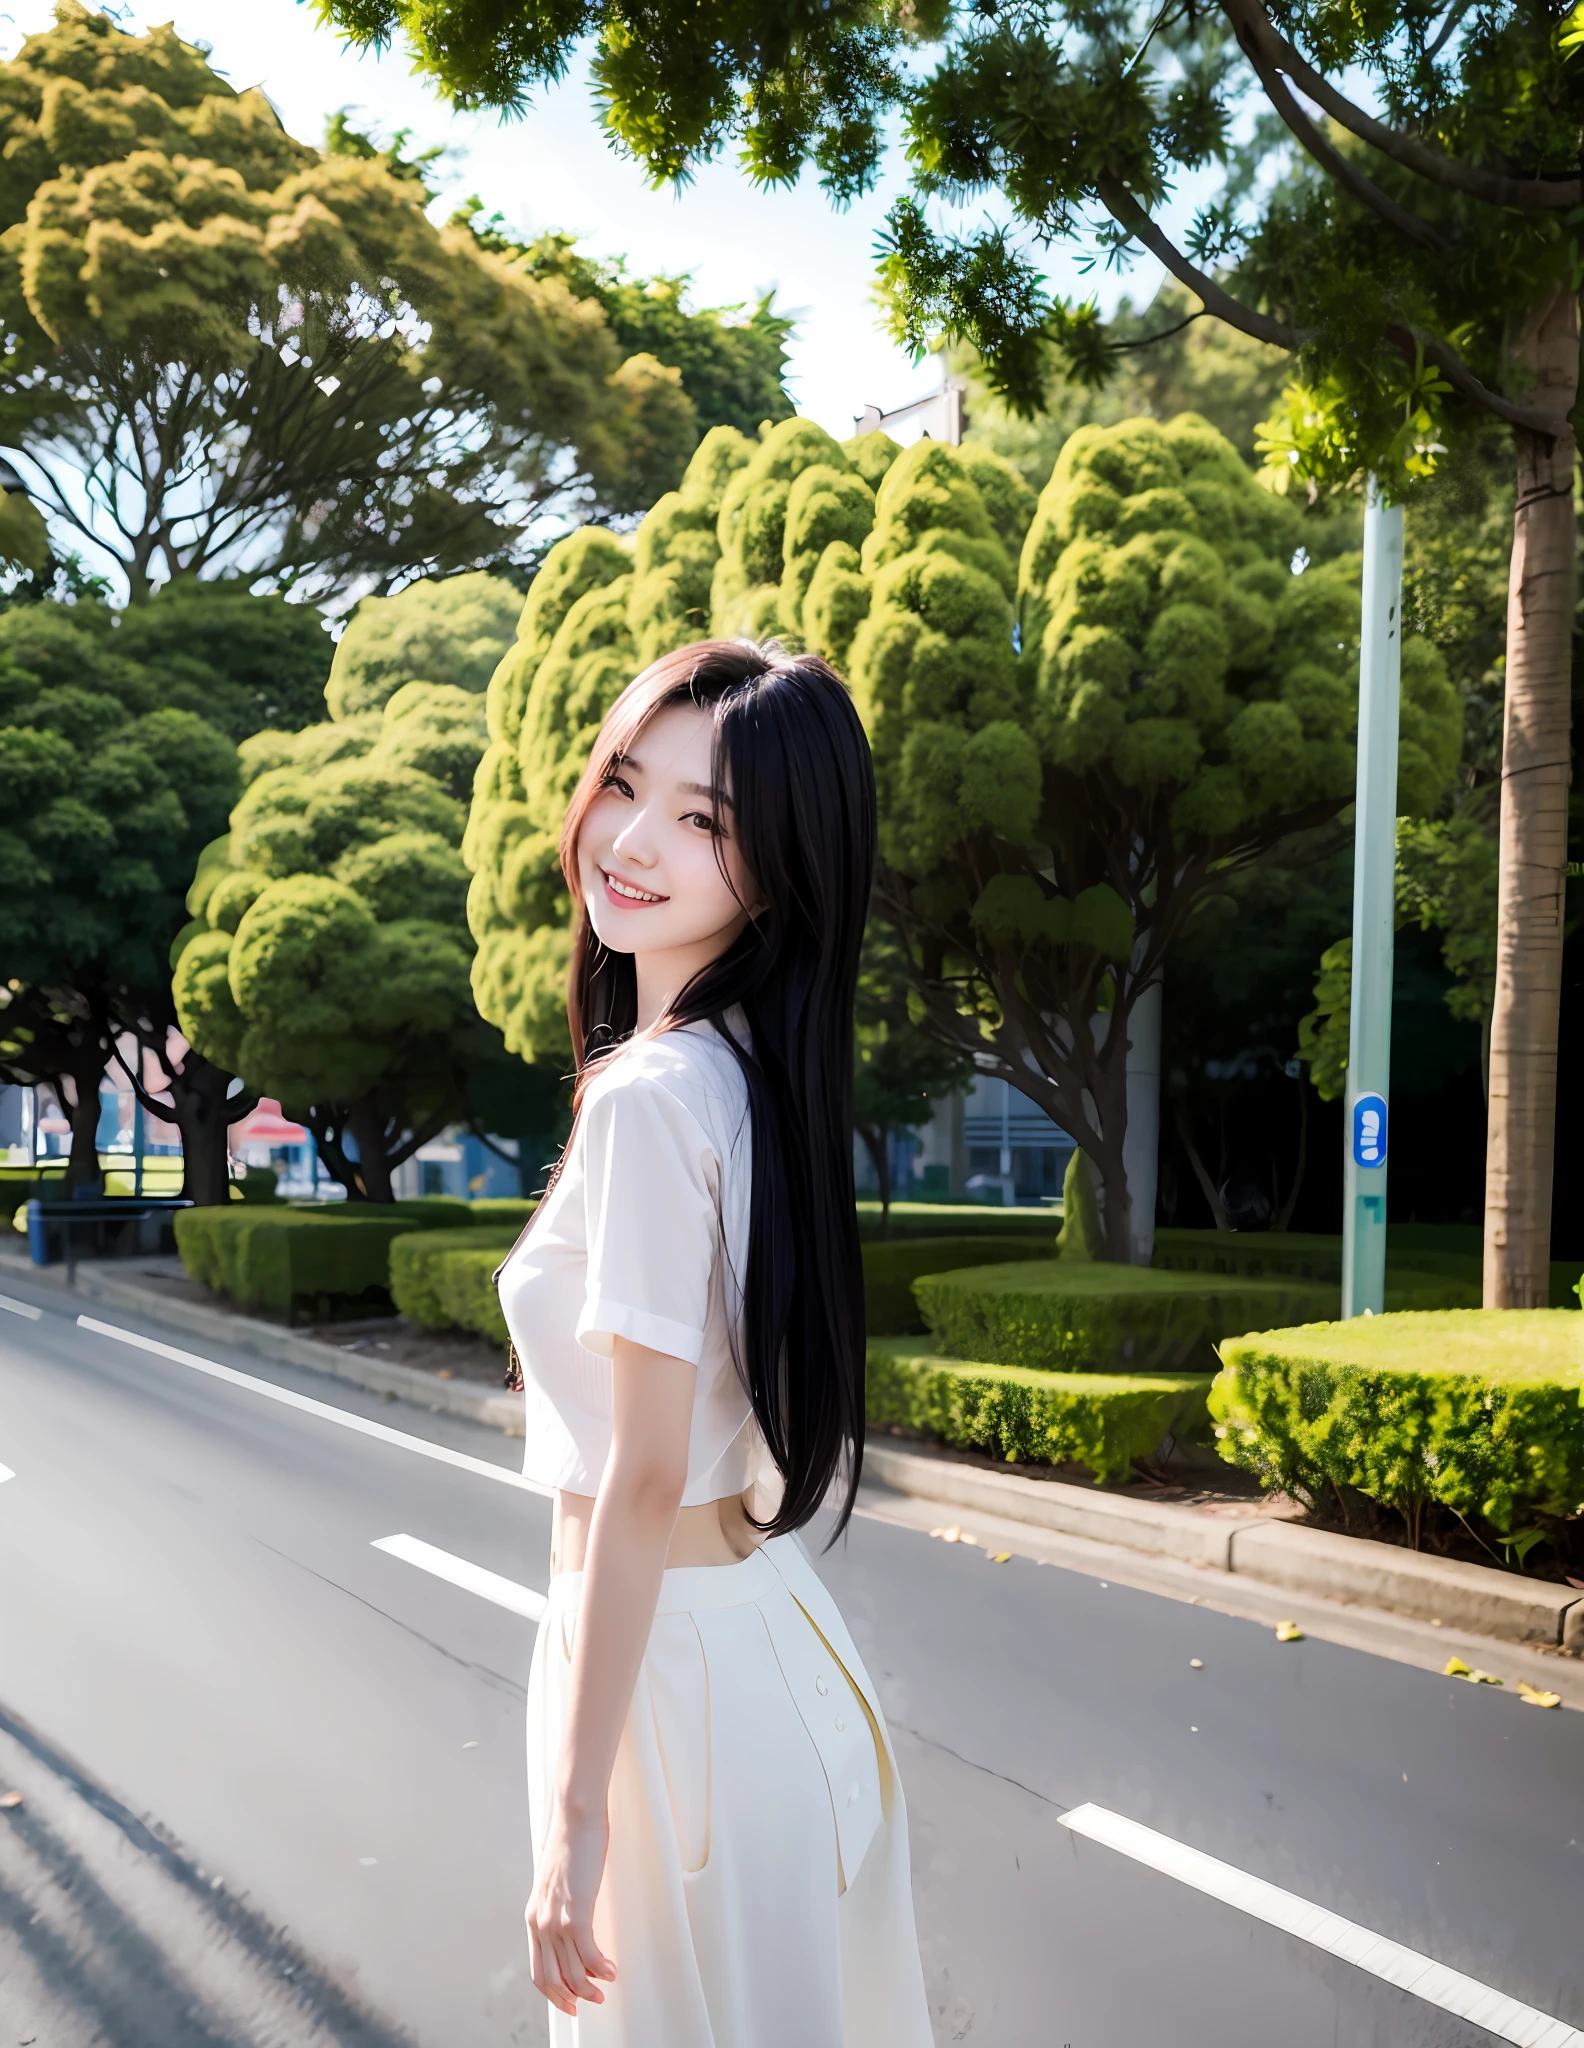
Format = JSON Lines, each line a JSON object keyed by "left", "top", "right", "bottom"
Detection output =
{"left": 526, "top": 1336, "right": 695, "bottom": 2017}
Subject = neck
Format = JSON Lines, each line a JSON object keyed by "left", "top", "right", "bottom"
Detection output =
{"left": 629, "top": 915, "right": 751, "bottom": 1032}
{"left": 632, "top": 949, "right": 708, "bottom": 1033}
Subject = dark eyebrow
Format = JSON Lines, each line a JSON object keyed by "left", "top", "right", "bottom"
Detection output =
{"left": 680, "top": 779, "right": 733, "bottom": 807}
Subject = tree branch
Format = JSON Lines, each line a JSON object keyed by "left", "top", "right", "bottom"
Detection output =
{"left": 1217, "top": 0, "right": 1582, "bottom": 210}
{"left": 1240, "top": 41, "right": 1449, "bottom": 255}
{"left": 1385, "top": 323, "right": 1571, "bottom": 438}
{"left": 1108, "top": 309, "right": 1207, "bottom": 352}
{"left": 1095, "top": 179, "right": 1303, "bottom": 352}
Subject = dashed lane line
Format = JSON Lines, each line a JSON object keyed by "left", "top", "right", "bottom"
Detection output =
{"left": 0, "top": 1294, "right": 42, "bottom": 1319}
{"left": 1060, "top": 1803, "right": 1584, "bottom": 2048}
{"left": 75, "top": 1315, "right": 550, "bottom": 1497}
{"left": 372, "top": 1533, "right": 547, "bottom": 1622}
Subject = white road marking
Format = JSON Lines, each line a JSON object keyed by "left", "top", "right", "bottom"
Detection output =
{"left": 372, "top": 1533, "right": 547, "bottom": 1622}
{"left": 1060, "top": 1803, "right": 1584, "bottom": 2048}
{"left": 0, "top": 1464, "right": 13, "bottom": 1484}
{"left": 75, "top": 1316, "right": 548, "bottom": 1497}
{"left": 0, "top": 1295, "right": 42, "bottom": 1320}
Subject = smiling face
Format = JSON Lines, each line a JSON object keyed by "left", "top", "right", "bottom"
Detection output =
{"left": 575, "top": 698, "right": 760, "bottom": 1028}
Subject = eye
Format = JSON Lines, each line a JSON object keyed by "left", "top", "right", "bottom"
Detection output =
{"left": 602, "top": 771, "right": 635, "bottom": 800}
{"left": 683, "top": 810, "right": 720, "bottom": 834}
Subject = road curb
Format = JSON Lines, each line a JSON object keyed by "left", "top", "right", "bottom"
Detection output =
{"left": 0, "top": 1251, "right": 525, "bottom": 1435}
{"left": 863, "top": 1440, "right": 1584, "bottom": 1650}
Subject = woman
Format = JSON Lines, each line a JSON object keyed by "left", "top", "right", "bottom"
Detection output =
{"left": 498, "top": 640, "right": 932, "bottom": 2045}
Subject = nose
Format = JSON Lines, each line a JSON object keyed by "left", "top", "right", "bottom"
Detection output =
{"left": 609, "top": 803, "right": 659, "bottom": 867}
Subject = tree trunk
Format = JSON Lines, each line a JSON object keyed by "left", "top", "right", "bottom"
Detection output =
{"left": 855, "top": 1122, "right": 892, "bottom": 1222}
{"left": 346, "top": 1094, "right": 396, "bottom": 1202}
{"left": 1174, "top": 1099, "right": 1234, "bottom": 1231}
{"left": 1086, "top": 1055, "right": 1135, "bottom": 1262}
{"left": 1484, "top": 284, "right": 1579, "bottom": 1308}
{"left": 56, "top": 1071, "right": 105, "bottom": 1191}
{"left": 161, "top": 1055, "right": 253, "bottom": 1207}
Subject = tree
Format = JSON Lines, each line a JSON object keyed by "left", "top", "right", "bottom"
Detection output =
{"left": 464, "top": 405, "right": 1458, "bottom": 1258}
{"left": 847, "top": 416, "right": 1451, "bottom": 1259}
{"left": 322, "top": 570, "right": 519, "bottom": 720}
{"left": 960, "top": 283, "right": 1297, "bottom": 491}
{"left": 0, "top": 600, "right": 242, "bottom": 1189}
{"left": 466, "top": 427, "right": 756, "bottom": 1063}
{"left": 111, "top": 581, "right": 335, "bottom": 741}
{"left": 318, "top": 0, "right": 1584, "bottom": 1307}
{"left": 475, "top": 224, "right": 795, "bottom": 442}
{"left": 174, "top": 576, "right": 515, "bottom": 1199}
{"left": 0, "top": 6, "right": 694, "bottom": 601}
{"left": 853, "top": 921, "right": 973, "bottom": 1218}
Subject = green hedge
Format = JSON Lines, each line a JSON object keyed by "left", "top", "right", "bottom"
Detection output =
{"left": 863, "top": 1236, "right": 1047, "bottom": 1335}
{"left": 867, "top": 1339, "right": 1213, "bottom": 1484}
{"left": 389, "top": 1228, "right": 518, "bottom": 1344}
{"left": 914, "top": 1260, "right": 1336, "bottom": 1374}
{"left": 468, "top": 1198, "right": 536, "bottom": 1229}
{"left": 175, "top": 1199, "right": 493, "bottom": 1319}
{"left": 856, "top": 1201, "right": 1057, "bottom": 1243}
{"left": 1153, "top": 1226, "right": 1582, "bottom": 1310}
{"left": 0, "top": 1168, "right": 67, "bottom": 1225}
{"left": 1211, "top": 1311, "right": 1584, "bottom": 1530}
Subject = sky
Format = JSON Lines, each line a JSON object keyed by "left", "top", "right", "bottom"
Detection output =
{"left": 0, "top": 0, "right": 1172, "bottom": 438}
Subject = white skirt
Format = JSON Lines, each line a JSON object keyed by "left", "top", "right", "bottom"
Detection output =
{"left": 526, "top": 1535, "right": 932, "bottom": 2048}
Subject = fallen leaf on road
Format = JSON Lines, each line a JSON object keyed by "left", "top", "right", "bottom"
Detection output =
{"left": 1275, "top": 1621, "right": 1304, "bottom": 1642}
{"left": 988, "top": 1551, "right": 1011, "bottom": 1564}
{"left": 1516, "top": 1681, "right": 1562, "bottom": 1709}
{"left": 1443, "top": 1656, "right": 1503, "bottom": 1685}
{"left": 435, "top": 1368, "right": 455, "bottom": 1380}
{"left": 0, "top": 1792, "right": 20, "bottom": 1809}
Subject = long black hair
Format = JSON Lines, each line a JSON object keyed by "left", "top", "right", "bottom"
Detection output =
{"left": 559, "top": 640, "right": 875, "bottom": 1538}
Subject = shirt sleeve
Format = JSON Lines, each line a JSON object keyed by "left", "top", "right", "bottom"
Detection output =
{"left": 575, "top": 1071, "right": 719, "bottom": 1366}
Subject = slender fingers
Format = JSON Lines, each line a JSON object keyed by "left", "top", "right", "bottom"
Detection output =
{"left": 571, "top": 1919, "right": 616, "bottom": 1992}
{"left": 527, "top": 1913, "right": 578, "bottom": 2017}
{"left": 550, "top": 1922, "right": 607, "bottom": 2004}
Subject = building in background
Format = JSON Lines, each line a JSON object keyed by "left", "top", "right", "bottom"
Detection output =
{"left": 854, "top": 1074, "right": 1076, "bottom": 1208}
{"left": 390, "top": 1130, "right": 522, "bottom": 1202}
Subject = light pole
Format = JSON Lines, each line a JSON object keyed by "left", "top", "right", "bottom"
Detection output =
{"left": 1341, "top": 484, "right": 1403, "bottom": 1319}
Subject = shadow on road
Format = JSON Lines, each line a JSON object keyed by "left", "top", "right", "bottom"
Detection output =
{"left": 0, "top": 1699, "right": 416, "bottom": 2048}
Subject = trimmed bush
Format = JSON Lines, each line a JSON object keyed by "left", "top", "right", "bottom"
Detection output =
{"left": 1152, "top": 1229, "right": 1342, "bottom": 1281}
{"left": 468, "top": 1198, "right": 536, "bottom": 1228}
{"left": 863, "top": 1236, "right": 1046, "bottom": 1335}
{"left": 1211, "top": 1311, "right": 1584, "bottom": 1531}
{"left": 429, "top": 1244, "right": 513, "bottom": 1347}
{"left": 856, "top": 1201, "right": 1057, "bottom": 1243}
{"left": 914, "top": 1261, "right": 1336, "bottom": 1374}
{"left": 176, "top": 1206, "right": 412, "bottom": 1318}
{"left": 390, "top": 1227, "right": 518, "bottom": 1338}
{"left": 1153, "top": 1226, "right": 1582, "bottom": 1310}
{"left": 0, "top": 1168, "right": 66, "bottom": 1224}
{"left": 867, "top": 1339, "right": 1213, "bottom": 1484}
{"left": 175, "top": 1200, "right": 489, "bottom": 1318}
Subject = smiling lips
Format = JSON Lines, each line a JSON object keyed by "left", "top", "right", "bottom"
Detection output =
{"left": 602, "top": 867, "right": 668, "bottom": 906}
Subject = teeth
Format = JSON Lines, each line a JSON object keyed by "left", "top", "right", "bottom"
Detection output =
{"left": 607, "top": 873, "right": 663, "bottom": 903}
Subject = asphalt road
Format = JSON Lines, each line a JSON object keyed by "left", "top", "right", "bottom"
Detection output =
{"left": 1, "top": 1271, "right": 1581, "bottom": 2048}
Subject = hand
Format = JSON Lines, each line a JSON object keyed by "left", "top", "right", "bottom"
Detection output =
{"left": 526, "top": 1804, "right": 616, "bottom": 2017}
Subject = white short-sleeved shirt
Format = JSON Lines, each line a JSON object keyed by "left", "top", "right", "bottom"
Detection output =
{"left": 499, "top": 1016, "right": 761, "bottom": 1505}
